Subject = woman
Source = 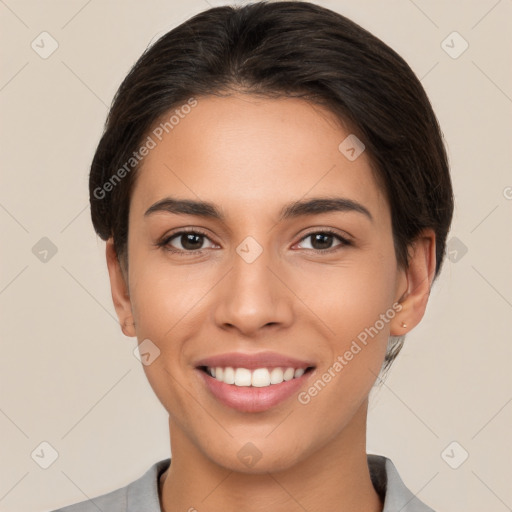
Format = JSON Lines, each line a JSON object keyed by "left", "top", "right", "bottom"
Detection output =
{"left": 51, "top": 1, "right": 453, "bottom": 511}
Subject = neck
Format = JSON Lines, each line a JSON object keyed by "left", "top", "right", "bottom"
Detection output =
{"left": 159, "top": 401, "right": 382, "bottom": 512}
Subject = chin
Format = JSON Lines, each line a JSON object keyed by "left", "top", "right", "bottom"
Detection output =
{"left": 204, "top": 439, "right": 311, "bottom": 475}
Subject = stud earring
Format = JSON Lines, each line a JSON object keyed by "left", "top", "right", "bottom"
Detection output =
{"left": 400, "top": 321, "right": 407, "bottom": 328}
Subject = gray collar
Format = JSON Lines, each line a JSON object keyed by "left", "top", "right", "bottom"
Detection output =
{"left": 367, "top": 454, "right": 435, "bottom": 511}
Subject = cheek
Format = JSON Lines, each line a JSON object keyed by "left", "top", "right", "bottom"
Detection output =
{"left": 127, "top": 258, "right": 201, "bottom": 421}
{"left": 128, "top": 252, "right": 211, "bottom": 339}
{"left": 127, "top": 255, "right": 213, "bottom": 408}
{"left": 293, "top": 249, "right": 397, "bottom": 399}
{"left": 291, "top": 269, "right": 396, "bottom": 444}
{"left": 289, "top": 245, "right": 397, "bottom": 342}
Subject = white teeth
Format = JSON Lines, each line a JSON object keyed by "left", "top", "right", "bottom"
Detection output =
{"left": 223, "top": 367, "right": 235, "bottom": 384}
{"left": 283, "top": 368, "right": 295, "bottom": 381}
{"left": 234, "top": 368, "right": 252, "bottom": 386}
{"left": 206, "top": 366, "right": 309, "bottom": 387}
{"left": 269, "top": 367, "right": 284, "bottom": 384}
{"left": 251, "top": 368, "right": 271, "bottom": 387}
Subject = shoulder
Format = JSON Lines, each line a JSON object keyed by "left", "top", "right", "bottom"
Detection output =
{"left": 48, "top": 485, "right": 127, "bottom": 512}
{"left": 367, "top": 454, "right": 437, "bottom": 512}
{"left": 47, "top": 458, "right": 171, "bottom": 512}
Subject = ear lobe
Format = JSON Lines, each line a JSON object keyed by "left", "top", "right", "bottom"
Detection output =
{"left": 390, "top": 228, "right": 437, "bottom": 336}
{"left": 105, "top": 238, "right": 136, "bottom": 337}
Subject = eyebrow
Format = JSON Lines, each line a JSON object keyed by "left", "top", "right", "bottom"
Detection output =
{"left": 144, "top": 196, "right": 373, "bottom": 223}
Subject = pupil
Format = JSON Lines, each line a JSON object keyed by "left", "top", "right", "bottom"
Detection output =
{"left": 312, "top": 233, "right": 332, "bottom": 250}
{"left": 182, "top": 233, "right": 202, "bottom": 250}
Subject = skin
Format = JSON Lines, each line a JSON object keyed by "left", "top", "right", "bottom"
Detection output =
{"left": 106, "top": 93, "right": 436, "bottom": 512}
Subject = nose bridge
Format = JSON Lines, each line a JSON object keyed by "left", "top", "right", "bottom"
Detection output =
{"left": 213, "top": 233, "right": 292, "bottom": 334}
{"left": 233, "top": 236, "right": 274, "bottom": 292}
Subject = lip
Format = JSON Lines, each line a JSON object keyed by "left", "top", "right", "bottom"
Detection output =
{"left": 196, "top": 366, "right": 316, "bottom": 413}
{"left": 194, "top": 351, "right": 315, "bottom": 370}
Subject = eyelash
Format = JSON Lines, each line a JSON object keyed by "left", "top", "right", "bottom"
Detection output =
{"left": 156, "top": 228, "right": 352, "bottom": 256}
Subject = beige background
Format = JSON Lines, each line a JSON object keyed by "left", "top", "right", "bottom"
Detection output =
{"left": 1, "top": 0, "right": 511, "bottom": 511}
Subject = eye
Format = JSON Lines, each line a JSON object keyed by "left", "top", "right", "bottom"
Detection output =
{"left": 295, "top": 229, "right": 352, "bottom": 252}
{"left": 158, "top": 229, "right": 217, "bottom": 254}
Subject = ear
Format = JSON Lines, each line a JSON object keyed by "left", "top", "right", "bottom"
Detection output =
{"left": 106, "top": 238, "right": 136, "bottom": 337}
{"left": 390, "top": 228, "right": 437, "bottom": 336}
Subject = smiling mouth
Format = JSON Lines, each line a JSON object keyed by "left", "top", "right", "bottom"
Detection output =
{"left": 198, "top": 365, "right": 315, "bottom": 387}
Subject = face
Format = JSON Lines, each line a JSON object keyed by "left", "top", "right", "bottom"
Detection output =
{"left": 107, "top": 93, "right": 430, "bottom": 474}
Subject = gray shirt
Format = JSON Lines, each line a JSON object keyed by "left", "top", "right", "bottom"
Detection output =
{"left": 48, "top": 454, "right": 435, "bottom": 512}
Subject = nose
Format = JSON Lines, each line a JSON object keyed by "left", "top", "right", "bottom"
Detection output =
{"left": 212, "top": 242, "right": 294, "bottom": 336}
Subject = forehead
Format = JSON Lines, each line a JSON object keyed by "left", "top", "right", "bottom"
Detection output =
{"left": 130, "top": 94, "right": 388, "bottom": 225}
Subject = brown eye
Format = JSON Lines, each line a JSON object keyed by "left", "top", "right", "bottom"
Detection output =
{"left": 158, "top": 229, "right": 216, "bottom": 254}
{"left": 174, "top": 232, "right": 206, "bottom": 251}
{"left": 297, "top": 230, "right": 351, "bottom": 252}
